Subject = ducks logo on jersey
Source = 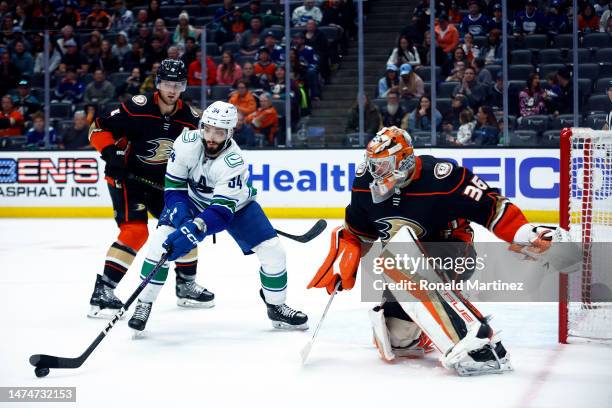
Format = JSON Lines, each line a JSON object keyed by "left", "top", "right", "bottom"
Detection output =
{"left": 136, "top": 138, "right": 175, "bottom": 165}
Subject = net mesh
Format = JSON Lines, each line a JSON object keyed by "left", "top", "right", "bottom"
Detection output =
{"left": 566, "top": 128, "right": 612, "bottom": 340}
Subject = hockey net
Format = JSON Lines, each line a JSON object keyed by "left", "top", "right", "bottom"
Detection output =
{"left": 559, "top": 128, "right": 612, "bottom": 343}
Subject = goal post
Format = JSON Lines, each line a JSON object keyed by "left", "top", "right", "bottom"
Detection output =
{"left": 559, "top": 128, "right": 612, "bottom": 343}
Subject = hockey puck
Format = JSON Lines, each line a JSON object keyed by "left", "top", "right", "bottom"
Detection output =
{"left": 34, "top": 367, "right": 50, "bottom": 378}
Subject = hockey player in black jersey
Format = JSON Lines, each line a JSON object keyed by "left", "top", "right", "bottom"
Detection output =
{"left": 87, "top": 59, "right": 213, "bottom": 318}
{"left": 308, "top": 126, "right": 559, "bottom": 376}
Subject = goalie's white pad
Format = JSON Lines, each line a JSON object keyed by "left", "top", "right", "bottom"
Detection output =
{"left": 368, "top": 307, "right": 427, "bottom": 361}
{"left": 369, "top": 307, "right": 395, "bottom": 361}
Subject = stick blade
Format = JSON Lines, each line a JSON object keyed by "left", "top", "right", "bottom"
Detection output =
{"left": 29, "top": 354, "right": 82, "bottom": 369}
{"left": 300, "top": 341, "right": 313, "bottom": 365}
{"left": 297, "top": 219, "right": 327, "bottom": 243}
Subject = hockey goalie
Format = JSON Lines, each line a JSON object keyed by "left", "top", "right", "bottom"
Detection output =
{"left": 307, "top": 126, "right": 561, "bottom": 376}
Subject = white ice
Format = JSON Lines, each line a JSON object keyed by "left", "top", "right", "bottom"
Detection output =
{"left": 1, "top": 218, "right": 611, "bottom": 408}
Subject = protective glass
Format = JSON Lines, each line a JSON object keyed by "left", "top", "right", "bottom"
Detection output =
{"left": 157, "top": 80, "right": 187, "bottom": 93}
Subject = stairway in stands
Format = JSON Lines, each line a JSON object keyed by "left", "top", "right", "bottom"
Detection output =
{"left": 305, "top": 0, "right": 415, "bottom": 147}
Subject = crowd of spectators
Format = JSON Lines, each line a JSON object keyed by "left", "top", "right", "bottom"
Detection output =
{"left": 0, "top": 0, "right": 357, "bottom": 149}
{"left": 359, "top": 0, "right": 610, "bottom": 147}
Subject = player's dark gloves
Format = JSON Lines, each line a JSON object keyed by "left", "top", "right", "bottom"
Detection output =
{"left": 163, "top": 218, "right": 207, "bottom": 261}
{"left": 101, "top": 145, "right": 127, "bottom": 182}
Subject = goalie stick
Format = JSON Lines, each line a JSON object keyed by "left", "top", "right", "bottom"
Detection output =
{"left": 128, "top": 174, "right": 327, "bottom": 243}
{"left": 28, "top": 254, "right": 169, "bottom": 377}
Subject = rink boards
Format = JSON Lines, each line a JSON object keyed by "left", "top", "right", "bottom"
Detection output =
{"left": 0, "top": 148, "right": 564, "bottom": 222}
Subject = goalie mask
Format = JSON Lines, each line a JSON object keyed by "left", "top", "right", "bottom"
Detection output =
{"left": 365, "top": 126, "right": 416, "bottom": 203}
{"left": 200, "top": 101, "right": 238, "bottom": 156}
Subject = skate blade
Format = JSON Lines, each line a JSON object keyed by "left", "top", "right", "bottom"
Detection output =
{"left": 176, "top": 298, "right": 215, "bottom": 308}
{"left": 454, "top": 358, "right": 513, "bottom": 377}
{"left": 131, "top": 329, "right": 147, "bottom": 340}
{"left": 271, "top": 321, "right": 309, "bottom": 331}
{"left": 393, "top": 347, "right": 426, "bottom": 359}
{"left": 87, "top": 305, "right": 125, "bottom": 319}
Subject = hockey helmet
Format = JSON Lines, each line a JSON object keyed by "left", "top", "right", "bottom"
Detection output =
{"left": 200, "top": 101, "right": 238, "bottom": 155}
{"left": 365, "top": 126, "right": 416, "bottom": 203}
{"left": 156, "top": 59, "right": 187, "bottom": 92}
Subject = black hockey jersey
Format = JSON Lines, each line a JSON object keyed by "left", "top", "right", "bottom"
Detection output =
{"left": 89, "top": 92, "right": 200, "bottom": 183}
{"left": 345, "top": 155, "right": 528, "bottom": 244}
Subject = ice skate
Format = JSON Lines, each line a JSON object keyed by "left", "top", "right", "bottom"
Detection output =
{"left": 128, "top": 300, "right": 152, "bottom": 337}
{"left": 88, "top": 274, "right": 124, "bottom": 319}
{"left": 260, "top": 289, "right": 308, "bottom": 330}
{"left": 175, "top": 275, "right": 215, "bottom": 308}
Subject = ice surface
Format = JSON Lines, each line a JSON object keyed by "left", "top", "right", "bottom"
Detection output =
{"left": 1, "top": 218, "right": 611, "bottom": 408}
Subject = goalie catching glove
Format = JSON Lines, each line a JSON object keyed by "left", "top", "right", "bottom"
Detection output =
{"left": 307, "top": 226, "right": 361, "bottom": 294}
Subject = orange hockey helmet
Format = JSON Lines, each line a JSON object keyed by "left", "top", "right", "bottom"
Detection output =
{"left": 365, "top": 126, "right": 416, "bottom": 203}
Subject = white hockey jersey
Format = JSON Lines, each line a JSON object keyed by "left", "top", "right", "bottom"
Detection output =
{"left": 164, "top": 129, "right": 256, "bottom": 214}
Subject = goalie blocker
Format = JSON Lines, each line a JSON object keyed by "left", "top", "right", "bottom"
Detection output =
{"left": 307, "top": 126, "right": 567, "bottom": 376}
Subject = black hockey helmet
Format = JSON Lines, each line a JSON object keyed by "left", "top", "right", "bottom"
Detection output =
{"left": 157, "top": 59, "right": 187, "bottom": 83}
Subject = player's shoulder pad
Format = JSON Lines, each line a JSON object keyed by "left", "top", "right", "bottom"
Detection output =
{"left": 352, "top": 161, "right": 372, "bottom": 191}
{"left": 171, "top": 128, "right": 202, "bottom": 162}
{"left": 121, "top": 94, "right": 152, "bottom": 113}
{"left": 415, "top": 155, "right": 466, "bottom": 191}
{"left": 174, "top": 102, "right": 201, "bottom": 128}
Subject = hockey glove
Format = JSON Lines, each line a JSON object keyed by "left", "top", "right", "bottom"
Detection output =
{"left": 168, "top": 202, "right": 193, "bottom": 229}
{"left": 307, "top": 226, "right": 361, "bottom": 295}
{"left": 508, "top": 224, "right": 554, "bottom": 259}
{"left": 101, "top": 145, "right": 128, "bottom": 183}
{"left": 163, "top": 218, "right": 207, "bottom": 261}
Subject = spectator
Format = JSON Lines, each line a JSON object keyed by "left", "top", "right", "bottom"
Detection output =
{"left": 188, "top": 51, "right": 217, "bottom": 86}
{"left": 146, "top": 38, "right": 168, "bottom": 68}
{"left": 132, "top": 9, "right": 151, "bottom": 37}
{"left": 292, "top": 31, "right": 320, "bottom": 100}
{"left": 91, "top": 40, "right": 120, "bottom": 74}
{"left": 579, "top": 4, "right": 600, "bottom": 33}
{"left": 443, "top": 46, "right": 467, "bottom": 78}
{"left": 112, "top": 31, "right": 131, "bottom": 62}
{"left": 448, "top": 93, "right": 470, "bottom": 129}
{"left": 0, "top": 95, "right": 24, "bottom": 137}
{"left": 461, "top": 0, "right": 489, "bottom": 36}
{"left": 455, "top": 109, "right": 476, "bottom": 145}
{"left": 554, "top": 67, "right": 573, "bottom": 115}
{"left": 487, "top": 3, "right": 504, "bottom": 32}
{"left": 259, "top": 31, "right": 285, "bottom": 64}
{"left": 246, "top": 92, "right": 279, "bottom": 145}
{"left": 435, "top": 13, "right": 460, "bottom": 54}
{"left": 514, "top": 0, "right": 546, "bottom": 36}
{"left": 12, "top": 79, "right": 41, "bottom": 121}
{"left": 116, "top": 67, "right": 143, "bottom": 100}
{"left": 239, "top": 16, "right": 264, "bottom": 57}
{"left": 322, "top": 0, "right": 355, "bottom": 53}
{"left": 123, "top": 39, "right": 147, "bottom": 72}
{"left": 140, "top": 62, "right": 160, "bottom": 94}
{"left": 241, "top": 62, "right": 260, "bottom": 89}
{"left": 167, "top": 46, "right": 180, "bottom": 61}
{"left": 265, "top": 65, "right": 298, "bottom": 101}
{"left": 446, "top": 60, "right": 466, "bottom": 82}
{"left": 254, "top": 48, "right": 276, "bottom": 81}
{"left": 596, "top": 0, "right": 610, "bottom": 16}
{"left": 544, "top": 72, "right": 561, "bottom": 112}
{"left": 472, "top": 105, "right": 499, "bottom": 145}
{"left": 60, "top": 110, "right": 91, "bottom": 149}
{"left": 55, "top": 69, "right": 85, "bottom": 103}
{"left": 60, "top": 39, "right": 87, "bottom": 75}
{"left": 25, "top": 111, "right": 57, "bottom": 148}
{"left": 82, "top": 30, "right": 103, "bottom": 64}
{"left": 217, "top": 51, "right": 243, "bottom": 85}
{"left": 181, "top": 36, "right": 198, "bottom": 67}
{"left": 600, "top": 1, "right": 612, "bottom": 32}
{"left": 481, "top": 28, "right": 503, "bottom": 65}
{"left": 11, "top": 40, "right": 33, "bottom": 77}
{"left": 111, "top": 0, "right": 134, "bottom": 32}
{"left": 135, "top": 23, "right": 153, "bottom": 47}
{"left": 387, "top": 35, "right": 421, "bottom": 68}
{"left": 381, "top": 91, "right": 409, "bottom": 130}
{"left": 213, "top": 0, "right": 241, "bottom": 44}
{"left": 58, "top": 2, "right": 81, "bottom": 29}
{"left": 471, "top": 58, "right": 492, "bottom": 87}
{"left": 452, "top": 67, "right": 486, "bottom": 109}
{"left": 305, "top": 19, "right": 331, "bottom": 83}
{"left": 84, "top": 69, "right": 115, "bottom": 105}
{"left": 408, "top": 95, "right": 442, "bottom": 133}
{"left": 546, "top": 0, "right": 570, "bottom": 37}
{"left": 398, "top": 63, "right": 424, "bottom": 102}
{"left": 518, "top": 73, "right": 547, "bottom": 119}
{"left": 378, "top": 64, "right": 399, "bottom": 98}
{"left": 233, "top": 111, "right": 257, "bottom": 147}
{"left": 485, "top": 71, "right": 504, "bottom": 111}
{"left": 345, "top": 94, "right": 382, "bottom": 138}
{"left": 229, "top": 79, "right": 257, "bottom": 116}
{"left": 147, "top": 0, "right": 162, "bottom": 23}
{"left": 173, "top": 11, "right": 197, "bottom": 48}
{"left": 152, "top": 18, "right": 171, "bottom": 48}
{"left": 293, "top": 0, "right": 323, "bottom": 27}
{"left": 461, "top": 32, "right": 480, "bottom": 63}
{"left": 86, "top": 1, "right": 111, "bottom": 31}
{"left": 242, "top": 0, "right": 282, "bottom": 27}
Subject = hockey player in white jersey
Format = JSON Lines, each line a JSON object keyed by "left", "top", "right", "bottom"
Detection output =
{"left": 127, "top": 101, "right": 308, "bottom": 332}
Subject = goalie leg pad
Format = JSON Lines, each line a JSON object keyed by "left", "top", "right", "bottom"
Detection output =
{"left": 253, "top": 237, "right": 287, "bottom": 305}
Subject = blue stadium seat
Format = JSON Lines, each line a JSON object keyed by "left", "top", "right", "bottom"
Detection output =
{"left": 509, "top": 130, "right": 538, "bottom": 146}
{"left": 538, "top": 49, "right": 563, "bottom": 64}
{"left": 583, "top": 32, "right": 611, "bottom": 49}
{"left": 588, "top": 94, "right": 612, "bottom": 111}
{"left": 508, "top": 64, "right": 535, "bottom": 80}
{"left": 511, "top": 49, "right": 532, "bottom": 65}
{"left": 438, "top": 81, "right": 459, "bottom": 98}
{"left": 524, "top": 34, "right": 547, "bottom": 50}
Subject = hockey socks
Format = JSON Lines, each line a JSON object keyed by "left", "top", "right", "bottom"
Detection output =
{"left": 259, "top": 268, "right": 287, "bottom": 305}
{"left": 102, "top": 241, "right": 137, "bottom": 286}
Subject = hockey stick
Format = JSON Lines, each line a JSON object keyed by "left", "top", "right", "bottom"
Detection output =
{"left": 128, "top": 174, "right": 328, "bottom": 243}
{"left": 300, "top": 280, "right": 342, "bottom": 365}
{"left": 28, "top": 253, "right": 169, "bottom": 377}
